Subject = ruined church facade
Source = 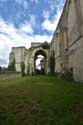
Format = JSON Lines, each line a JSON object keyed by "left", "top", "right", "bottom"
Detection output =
{"left": 9, "top": 42, "right": 49, "bottom": 75}
{"left": 9, "top": 0, "right": 83, "bottom": 82}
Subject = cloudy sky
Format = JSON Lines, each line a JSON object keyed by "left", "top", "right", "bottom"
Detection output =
{"left": 0, "top": 0, "right": 65, "bottom": 67}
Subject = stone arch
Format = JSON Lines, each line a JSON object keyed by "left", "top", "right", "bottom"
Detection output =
{"left": 28, "top": 47, "right": 49, "bottom": 75}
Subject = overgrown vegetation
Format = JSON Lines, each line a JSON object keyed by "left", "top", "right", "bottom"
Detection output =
{"left": 0, "top": 76, "right": 82, "bottom": 125}
{"left": 41, "top": 41, "right": 50, "bottom": 49}
{"left": 0, "top": 66, "right": 10, "bottom": 73}
{"left": 61, "top": 68, "right": 73, "bottom": 81}
{"left": 21, "top": 62, "right": 25, "bottom": 77}
{"left": 0, "top": 66, "right": 2, "bottom": 73}
{"left": 8, "top": 59, "right": 16, "bottom": 71}
{"left": 49, "top": 50, "right": 55, "bottom": 74}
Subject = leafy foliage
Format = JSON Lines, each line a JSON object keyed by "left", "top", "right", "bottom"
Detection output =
{"left": 8, "top": 59, "right": 16, "bottom": 71}
{"left": 21, "top": 62, "right": 25, "bottom": 77}
{"left": 41, "top": 41, "right": 50, "bottom": 49}
{"left": 61, "top": 68, "right": 73, "bottom": 81}
{"left": 0, "top": 66, "right": 2, "bottom": 71}
{"left": 49, "top": 50, "right": 55, "bottom": 74}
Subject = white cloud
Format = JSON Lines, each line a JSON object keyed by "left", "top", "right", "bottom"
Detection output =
{"left": 41, "top": 0, "right": 65, "bottom": 33}
{"left": 41, "top": 9, "right": 62, "bottom": 32}
{"left": 48, "top": 0, "right": 65, "bottom": 12}
{"left": 43, "top": 10, "right": 50, "bottom": 20}
{"left": 0, "top": 17, "right": 51, "bottom": 67}
{"left": 29, "top": 14, "right": 36, "bottom": 27}
{"left": 20, "top": 21, "right": 34, "bottom": 34}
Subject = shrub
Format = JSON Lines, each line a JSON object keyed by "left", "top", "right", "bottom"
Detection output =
{"left": 61, "top": 68, "right": 73, "bottom": 81}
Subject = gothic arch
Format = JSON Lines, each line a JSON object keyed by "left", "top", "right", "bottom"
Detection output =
{"left": 28, "top": 47, "right": 49, "bottom": 75}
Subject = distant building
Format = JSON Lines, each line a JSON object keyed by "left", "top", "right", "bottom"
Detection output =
{"left": 9, "top": 43, "right": 49, "bottom": 75}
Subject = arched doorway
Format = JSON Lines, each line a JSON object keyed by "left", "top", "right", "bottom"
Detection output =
{"left": 34, "top": 50, "right": 47, "bottom": 75}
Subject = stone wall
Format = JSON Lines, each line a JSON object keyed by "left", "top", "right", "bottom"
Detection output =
{"left": 10, "top": 47, "right": 26, "bottom": 72}
{"left": 0, "top": 72, "right": 21, "bottom": 80}
{"left": 67, "top": 0, "right": 83, "bottom": 82}
{"left": 50, "top": 0, "right": 83, "bottom": 82}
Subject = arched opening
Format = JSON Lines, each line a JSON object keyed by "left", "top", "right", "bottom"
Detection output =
{"left": 34, "top": 50, "right": 47, "bottom": 75}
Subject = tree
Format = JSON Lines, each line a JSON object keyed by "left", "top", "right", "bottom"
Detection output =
{"left": 42, "top": 41, "right": 50, "bottom": 49}
{"left": 8, "top": 59, "right": 16, "bottom": 71}
{"left": 49, "top": 50, "right": 55, "bottom": 74}
{"left": 0, "top": 66, "right": 2, "bottom": 73}
{"left": 21, "top": 62, "right": 25, "bottom": 77}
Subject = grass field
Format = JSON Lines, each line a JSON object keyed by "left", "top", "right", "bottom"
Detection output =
{"left": 0, "top": 76, "right": 83, "bottom": 125}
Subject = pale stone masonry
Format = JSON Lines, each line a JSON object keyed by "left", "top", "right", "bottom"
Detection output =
{"left": 50, "top": 0, "right": 83, "bottom": 82}
{"left": 9, "top": 0, "right": 83, "bottom": 82}
{"left": 9, "top": 43, "right": 49, "bottom": 75}
{"left": 9, "top": 47, "right": 26, "bottom": 72}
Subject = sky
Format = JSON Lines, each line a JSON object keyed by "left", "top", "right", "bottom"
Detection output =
{"left": 0, "top": 0, "right": 65, "bottom": 67}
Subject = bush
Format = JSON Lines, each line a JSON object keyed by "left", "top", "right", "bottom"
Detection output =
{"left": 61, "top": 68, "right": 73, "bottom": 81}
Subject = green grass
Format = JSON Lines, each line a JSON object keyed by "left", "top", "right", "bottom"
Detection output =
{"left": 0, "top": 76, "right": 83, "bottom": 125}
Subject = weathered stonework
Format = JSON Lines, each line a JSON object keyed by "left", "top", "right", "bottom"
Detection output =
{"left": 9, "top": 0, "right": 83, "bottom": 82}
{"left": 9, "top": 43, "right": 49, "bottom": 75}
{"left": 9, "top": 47, "right": 26, "bottom": 72}
{"left": 50, "top": 0, "right": 83, "bottom": 82}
